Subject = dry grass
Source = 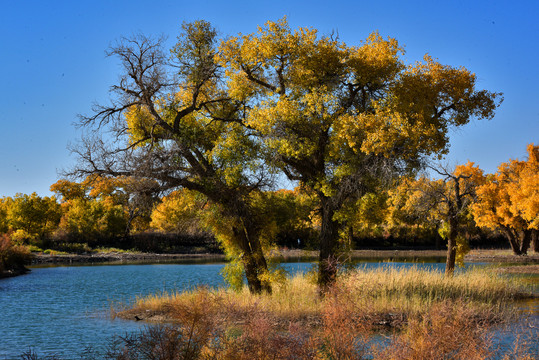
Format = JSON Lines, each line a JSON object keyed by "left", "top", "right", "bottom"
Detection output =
{"left": 109, "top": 267, "right": 537, "bottom": 359}
{"left": 125, "top": 266, "right": 530, "bottom": 327}
{"left": 26, "top": 267, "right": 537, "bottom": 359}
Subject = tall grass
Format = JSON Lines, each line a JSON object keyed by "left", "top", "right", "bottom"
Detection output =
{"left": 128, "top": 266, "right": 530, "bottom": 325}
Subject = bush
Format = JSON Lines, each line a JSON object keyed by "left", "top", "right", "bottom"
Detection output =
{"left": 0, "top": 234, "right": 32, "bottom": 276}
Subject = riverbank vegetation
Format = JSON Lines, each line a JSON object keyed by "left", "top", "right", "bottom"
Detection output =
{"left": 0, "top": 234, "right": 31, "bottom": 278}
{"left": 122, "top": 267, "right": 532, "bottom": 323}
{"left": 107, "top": 267, "right": 536, "bottom": 359}
{"left": 21, "top": 266, "right": 537, "bottom": 359}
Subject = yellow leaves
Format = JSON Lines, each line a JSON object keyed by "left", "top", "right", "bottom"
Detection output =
{"left": 2, "top": 193, "right": 62, "bottom": 243}
{"left": 472, "top": 144, "right": 539, "bottom": 232}
{"left": 125, "top": 105, "right": 156, "bottom": 145}
{"left": 348, "top": 31, "right": 404, "bottom": 86}
{"left": 454, "top": 161, "right": 486, "bottom": 188}
{"left": 60, "top": 197, "right": 126, "bottom": 238}
{"left": 150, "top": 189, "right": 206, "bottom": 235}
{"left": 247, "top": 92, "right": 336, "bottom": 159}
{"left": 226, "top": 71, "right": 257, "bottom": 101}
{"left": 50, "top": 179, "right": 86, "bottom": 202}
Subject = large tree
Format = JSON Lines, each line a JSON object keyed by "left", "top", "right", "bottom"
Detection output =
{"left": 72, "top": 21, "right": 274, "bottom": 294}
{"left": 472, "top": 144, "right": 539, "bottom": 254}
{"left": 218, "top": 18, "right": 502, "bottom": 289}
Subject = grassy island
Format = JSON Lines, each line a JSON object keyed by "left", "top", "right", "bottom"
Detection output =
{"left": 113, "top": 267, "right": 537, "bottom": 359}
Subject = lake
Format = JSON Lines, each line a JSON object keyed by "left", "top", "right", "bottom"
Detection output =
{"left": 0, "top": 260, "right": 536, "bottom": 358}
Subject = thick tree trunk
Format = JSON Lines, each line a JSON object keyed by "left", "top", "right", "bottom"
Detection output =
{"left": 532, "top": 230, "right": 539, "bottom": 253}
{"left": 244, "top": 219, "right": 272, "bottom": 294}
{"left": 445, "top": 217, "right": 458, "bottom": 277}
{"left": 233, "top": 222, "right": 272, "bottom": 295}
{"left": 520, "top": 230, "right": 532, "bottom": 255}
{"left": 503, "top": 228, "right": 522, "bottom": 255}
{"left": 318, "top": 197, "right": 340, "bottom": 293}
{"left": 242, "top": 251, "right": 264, "bottom": 294}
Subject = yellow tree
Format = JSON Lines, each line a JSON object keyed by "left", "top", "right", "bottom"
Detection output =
{"left": 50, "top": 179, "right": 128, "bottom": 244}
{"left": 472, "top": 144, "right": 539, "bottom": 254}
{"left": 0, "top": 197, "right": 11, "bottom": 234}
{"left": 394, "top": 163, "right": 485, "bottom": 275}
{"left": 3, "top": 193, "right": 61, "bottom": 246}
{"left": 85, "top": 175, "right": 159, "bottom": 234}
{"left": 387, "top": 177, "right": 442, "bottom": 247}
{"left": 150, "top": 189, "right": 208, "bottom": 235}
{"left": 218, "top": 18, "right": 501, "bottom": 289}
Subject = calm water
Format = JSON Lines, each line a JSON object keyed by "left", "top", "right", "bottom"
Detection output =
{"left": 0, "top": 260, "right": 536, "bottom": 359}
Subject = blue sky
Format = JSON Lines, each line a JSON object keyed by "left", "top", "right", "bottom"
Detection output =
{"left": 1, "top": 0, "right": 538, "bottom": 197}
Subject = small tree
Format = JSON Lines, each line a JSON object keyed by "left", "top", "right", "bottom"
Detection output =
{"left": 391, "top": 162, "right": 485, "bottom": 275}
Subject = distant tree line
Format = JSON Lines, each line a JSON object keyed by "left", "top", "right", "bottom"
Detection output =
{"left": 1, "top": 143, "right": 537, "bottom": 262}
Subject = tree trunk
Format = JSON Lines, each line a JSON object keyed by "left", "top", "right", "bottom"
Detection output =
{"left": 318, "top": 197, "right": 340, "bottom": 293}
{"left": 242, "top": 251, "right": 263, "bottom": 294}
{"left": 520, "top": 230, "right": 532, "bottom": 255}
{"left": 445, "top": 217, "right": 458, "bottom": 277}
{"left": 243, "top": 219, "right": 272, "bottom": 294}
{"left": 503, "top": 228, "right": 522, "bottom": 255}
{"left": 233, "top": 224, "right": 270, "bottom": 294}
{"left": 532, "top": 230, "right": 539, "bottom": 253}
{"left": 347, "top": 225, "right": 354, "bottom": 251}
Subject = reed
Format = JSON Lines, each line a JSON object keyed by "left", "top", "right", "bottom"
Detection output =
{"left": 129, "top": 266, "right": 529, "bottom": 325}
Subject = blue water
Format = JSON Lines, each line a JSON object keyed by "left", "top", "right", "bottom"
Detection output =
{"left": 0, "top": 261, "right": 535, "bottom": 359}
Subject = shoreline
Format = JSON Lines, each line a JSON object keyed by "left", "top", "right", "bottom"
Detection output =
{"left": 29, "top": 249, "right": 539, "bottom": 266}
{"left": 30, "top": 252, "right": 226, "bottom": 265}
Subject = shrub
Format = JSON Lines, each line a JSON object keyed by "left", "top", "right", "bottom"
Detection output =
{"left": 0, "top": 233, "right": 32, "bottom": 276}
{"left": 373, "top": 301, "right": 493, "bottom": 359}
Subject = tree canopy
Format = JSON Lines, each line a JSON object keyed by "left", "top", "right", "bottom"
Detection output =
{"left": 217, "top": 18, "right": 502, "bottom": 288}
{"left": 472, "top": 144, "right": 539, "bottom": 254}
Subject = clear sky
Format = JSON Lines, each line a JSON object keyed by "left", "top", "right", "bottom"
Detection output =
{"left": 1, "top": 0, "right": 538, "bottom": 197}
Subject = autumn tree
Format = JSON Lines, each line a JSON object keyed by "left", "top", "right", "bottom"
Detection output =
{"left": 472, "top": 144, "right": 538, "bottom": 254}
{"left": 50, "top": 178, "right": 128, "bottom": 243}
{"left": 71, "top": 21, "right": 275, "bottom": 293}
{"left": 0, "top": 198, "right": 10, "bottom": 234}
{"left": 150, "top": 189, "right": 208, "bottom": 236}
{"left": 85, "top": 175, "right": 159, "bottom": 234}
{"left": 391, "top": 162, "right": 485, "bottom": 275}
{"left": 3, "top": 193, "right": 61, "bottom": 246}
{"left": 246, "top": 188, "right": 317, "bottom": 249}
{"left": 218, "top": 18, "right": 501, "bottom": 289}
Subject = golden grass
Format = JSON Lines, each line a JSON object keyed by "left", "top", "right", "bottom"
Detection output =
{"left": 107, "top": 267, "right": 538, "bottom": 360}
{"left": 126, "top": 266, "right": 531, "bottom": 326}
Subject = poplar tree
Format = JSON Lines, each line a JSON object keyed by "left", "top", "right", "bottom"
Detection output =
{"left": 218, "top": 18, "right": 501, "bottom": 289}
